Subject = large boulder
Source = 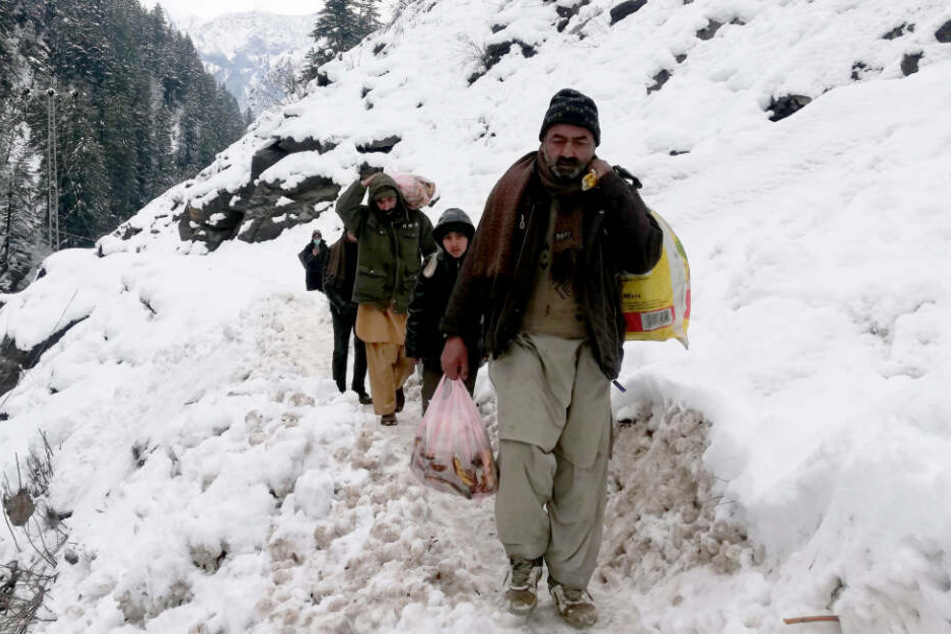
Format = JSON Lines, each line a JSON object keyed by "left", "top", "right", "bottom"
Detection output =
{"left": 610, "top": 0, "right": 647, "bottom": 25}
{"left": 0, "top": 317, "right": 88, "bottom": 398}
{"left": 935, "top": 19, "right": 951, "bottom": 43}
{"left": 177, "top": 134, "right": 401, "bottom": 250}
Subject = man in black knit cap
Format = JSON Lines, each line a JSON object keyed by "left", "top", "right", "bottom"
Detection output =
{"left": 441, "top": 88, "right": 663, "bottom": 628}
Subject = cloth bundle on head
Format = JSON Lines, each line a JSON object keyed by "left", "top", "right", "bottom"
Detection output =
{"left": 538, "top": 88, "right": 600, "bottom": 146}
{"left": 392, "top": 173, "right": 437, "bottom": 210}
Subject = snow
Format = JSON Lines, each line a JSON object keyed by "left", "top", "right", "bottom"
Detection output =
{"left": 173, "top": 12, "right": 314, "bottom": 114}
{"left": 3, "top": 0, "right": 951, "bottom": 632}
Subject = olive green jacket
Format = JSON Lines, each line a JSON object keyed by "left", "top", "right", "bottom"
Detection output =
{"left": 335, "top": 174, "right": 437, "bottom": 312}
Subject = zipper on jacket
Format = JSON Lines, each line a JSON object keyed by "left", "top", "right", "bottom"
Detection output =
{"left": 492, "top": 201, "right": 537, "bottom": 349}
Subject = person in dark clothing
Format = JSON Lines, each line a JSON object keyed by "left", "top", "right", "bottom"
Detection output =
{"left": 440, "top": 88, "right": 663, "bottom": 628}
{"left": 335, "top": 172, "right": 437, "bottom": 425}
{"left": 298, "top": 229, "right": 328, "bottom": 291}
{"left": 406, "top": 208, "right": 479, "bottom": 413}
{"left": 324, "top": 231, "right": 372, "bottom": 405}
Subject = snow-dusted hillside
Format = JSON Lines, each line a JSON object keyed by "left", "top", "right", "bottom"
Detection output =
{"left": 3, "top": 1, "right": 951, "bottom": 633}
{"left": 176, "top": 11, "right": 314, "bottom": 114}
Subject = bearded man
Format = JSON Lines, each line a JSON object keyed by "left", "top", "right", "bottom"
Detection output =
{"left": 336, "top": 172, "right": 436, "bottom": 425}
{"left": 440, "top": 88, "right": 663, "bottom": 628}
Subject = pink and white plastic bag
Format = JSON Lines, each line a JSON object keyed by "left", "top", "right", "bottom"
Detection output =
{"left": 392, "top": 173, "right": 436, "bottom": 210}
{"left": 410, "top": 376, "right": 498, "bottom": 499}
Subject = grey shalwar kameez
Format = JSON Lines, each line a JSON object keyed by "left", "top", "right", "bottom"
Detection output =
{"left": 491, "top": 332, "right": 612, "bottom": 588}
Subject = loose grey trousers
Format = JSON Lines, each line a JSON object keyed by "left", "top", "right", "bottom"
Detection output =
{"left": 489, "top": 333, "right": 612, "bottom": 589}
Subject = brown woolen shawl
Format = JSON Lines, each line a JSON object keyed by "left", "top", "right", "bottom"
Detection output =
{"left": 465, "top": 152, "right": 536, "bottom": 279}
{"left": 466, "top": 150, "right": 586, "bottom": 287}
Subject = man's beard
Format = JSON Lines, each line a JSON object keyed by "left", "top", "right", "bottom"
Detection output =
{"left": 544, "top": 152, "right": 590, "bottom": 183}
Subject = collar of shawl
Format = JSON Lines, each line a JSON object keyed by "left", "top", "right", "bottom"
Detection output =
{"left": 465, "top": 151, "right": 537, "bottom": 279}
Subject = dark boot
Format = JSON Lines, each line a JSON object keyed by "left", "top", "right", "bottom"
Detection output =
{"left": 395, "top": 388, "right": 405, "bottom": 413}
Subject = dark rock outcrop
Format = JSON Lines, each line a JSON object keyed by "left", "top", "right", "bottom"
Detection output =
{"left": 610, "top": 0, "right": 647, "bottom": 25}
{"left": 277, "top": 137, "right": 337, "bottom": 155}
{"left": 697, "top": 20, "right": 723, "bottom": 40}
{"left": 555, "top": 0, "right": 591, "bottom": 32}
{"left": 767, "top": 94, "right": 812, "bottom": 122}
{"left": 249, "top": 141, "right": 288, "bottom": 182}
{"left": 356, "top": 135, "right": 402, "bottom": 154}
{"left": 484, "top": 40, "right": 537, "bottom": 72}
{"left": 882, "top": 22, "right": 914, "bottom": 40}
{"left": 0, "top": 317, "right": 89, "bottom": 397}
{"left": 935, "top": 19, "right": 951, "bottom": 43}
{"left": 177, "top": 133, "right": 402, "bottom": 250}
{"left": 179, "top": 176, "right": 339, "bottom": 250}
{"left": 178, "top": 136, "right": 401, "bottom": 251}
{"left": 647, "top": 69, "right": 671, "bottom": 94}
{"left": 851, "top": 61, "right": 868, "bottom": 80}
{"left": 901, "top": 52, "right": 923, "bottom": 76}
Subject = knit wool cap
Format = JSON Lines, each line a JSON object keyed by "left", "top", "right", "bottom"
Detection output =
{"left": 372, "top": 186, "right": 398, "bottom": 202}
{"left": 538, "top": 88, "right": 601, "bottom": 146}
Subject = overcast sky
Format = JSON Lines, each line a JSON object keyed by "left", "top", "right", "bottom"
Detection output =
{"left": 141, "top": 0, "right": 319, "bottom": 19}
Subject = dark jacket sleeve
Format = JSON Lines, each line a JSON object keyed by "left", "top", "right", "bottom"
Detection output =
{"left": 336, "top": 180, "right": 368, "bottom": 233}
{"left": 440, "top": 225, "right": 488, "bottom": 343}
{"left": 324, "top": 283, "right": 349, "bottom": 313}
{"left": 406, "top": 262, "right": 435, "bottom": 360}
{"left": 299, "top": 245, "right": 315, "bottom": 268}
{"left": 599, "top": 170, "right": 663, "bottom": 274}
{"left": 419, "top": 213, "right": 437, "bottom": 259}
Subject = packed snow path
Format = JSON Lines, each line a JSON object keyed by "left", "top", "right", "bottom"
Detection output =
{"left": 224, "top": 291, "right": 758, "bottom": 634}
{"left": 0, "top": 242, "right": 901, "bottom": 634}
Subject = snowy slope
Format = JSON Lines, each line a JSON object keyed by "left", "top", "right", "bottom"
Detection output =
{"left": 176, "top": 12, "right": 314, "bottom": 114}
{"left": 3, "top": 1, "right": 951, "bottom": 633}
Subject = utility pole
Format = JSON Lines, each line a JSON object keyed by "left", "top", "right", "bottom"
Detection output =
{"left": 46, "top": 86, "right": 60, "bottom": 250}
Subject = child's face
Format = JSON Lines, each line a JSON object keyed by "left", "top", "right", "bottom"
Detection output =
{"left": 442, "top": 231, "right": 469, "bottom": 259}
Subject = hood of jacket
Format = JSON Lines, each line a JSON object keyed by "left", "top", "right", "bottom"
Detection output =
{"left": 432, "top": 207, "right": 475, "bottom": 243}
{"left": 368, "top": 173, "right": 409, "bottom": 217}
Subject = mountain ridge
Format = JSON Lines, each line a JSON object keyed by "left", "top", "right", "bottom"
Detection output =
{"left": 174, "top": 11, "right": 315, "bottom": 114}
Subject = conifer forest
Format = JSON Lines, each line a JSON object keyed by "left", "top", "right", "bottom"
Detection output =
{"left": 0, "top": 0, "right": 246, "bottom": 291}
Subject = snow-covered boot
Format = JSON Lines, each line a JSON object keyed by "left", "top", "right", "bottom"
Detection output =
{"left": 503, "top": 557, "right": 542, "bottom": 615}
{"left": 550, "top": 581, "right": 598, "bottom": 629}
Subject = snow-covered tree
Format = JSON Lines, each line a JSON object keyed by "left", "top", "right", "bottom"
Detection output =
{"left": 302, "top": 0, "right": 381, "bottom": 81}
{"left": 0, "top": 99, "right": 45, "bottom": 291}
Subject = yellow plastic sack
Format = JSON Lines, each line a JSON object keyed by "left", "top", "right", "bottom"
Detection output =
{"left": 621, "top": 210, "right": 690, "bottom": 349}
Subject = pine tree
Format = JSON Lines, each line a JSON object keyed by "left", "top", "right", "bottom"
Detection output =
{"left": 0, "top": 0, "right": 249, "bottom": 261}
{"left": 303, "top": 0, "right": 363, "bottom": 77}
{"left": 0, "top": 0, "right": 14, "bottom": 94}
{"left": 0, "top": 95, "right": 45, "bottom": 291}
{"left": 54, "top": 91, "right": 113, "bottom": 247}
{"left": 354, "top": 0, "right": 382, "bottom": 37}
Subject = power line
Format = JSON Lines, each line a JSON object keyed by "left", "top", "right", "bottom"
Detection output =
{"left": 46, "top": 86, "right": 59, "bottom": 250}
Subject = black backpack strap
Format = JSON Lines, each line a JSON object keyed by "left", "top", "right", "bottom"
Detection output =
{"left": 612, "top": 165, "right": 643, "bottom": 190}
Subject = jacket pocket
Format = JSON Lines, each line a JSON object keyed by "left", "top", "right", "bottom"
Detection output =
{"left": 356, "top": 264, "right": 389, "bottom": 300}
